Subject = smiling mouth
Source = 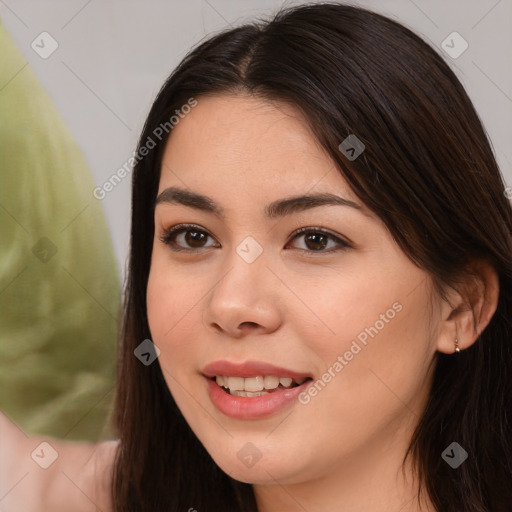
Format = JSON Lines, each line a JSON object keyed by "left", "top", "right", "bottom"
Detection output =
{"left": 211, "top": 375, "right": 313, "bottom": 397}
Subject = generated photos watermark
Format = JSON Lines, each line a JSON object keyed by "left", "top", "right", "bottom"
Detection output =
{"left": 93, "top": 97, "right": 198, "bottom": 200}
{"left": 298, "top": 301, "right": 403, "bottom": 405}
{"left": 237, "top": 441, "right": 263, "bottom": 468}
{"left": 441, "top": 442, "right": 468, "bottom": 469}
{"left": 338, "top": 134, "right": 365, "bottom": 161}
{"left": 134, "top": 338, "right": 161, "bottom": 366}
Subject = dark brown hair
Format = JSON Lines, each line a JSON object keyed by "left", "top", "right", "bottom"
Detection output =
{"left": 112, "top": 3, "right": 512, "bottom": 510}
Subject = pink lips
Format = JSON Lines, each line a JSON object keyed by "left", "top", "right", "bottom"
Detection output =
{"left": 202, "top": 360, "right": 312, "bottom": 380}
{"left": 202, "top": 360, "right": 312, "bottom": 420}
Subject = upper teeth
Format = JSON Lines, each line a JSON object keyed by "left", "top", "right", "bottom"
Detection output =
{"left": 215, "top": 375, "right": 306, "bottom": 392}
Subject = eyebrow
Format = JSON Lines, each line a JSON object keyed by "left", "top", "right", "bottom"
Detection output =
{"left": 154, "top": 186, "right": 368, "bottom": 219}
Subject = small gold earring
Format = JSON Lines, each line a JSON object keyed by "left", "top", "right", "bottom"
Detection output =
{"left": 455, "top": 337, "right": 460, "bottom": 353}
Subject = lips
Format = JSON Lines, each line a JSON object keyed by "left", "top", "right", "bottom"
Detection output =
{"left": 202, "top": 360, "right": 313, "bottom": 419}
{"left": 202, "top": 360, "right": 312, "bottom": 380}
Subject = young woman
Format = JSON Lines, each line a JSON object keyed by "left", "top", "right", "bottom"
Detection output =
{"left": 1, "top": 2, "right": 511, "bottom": 511}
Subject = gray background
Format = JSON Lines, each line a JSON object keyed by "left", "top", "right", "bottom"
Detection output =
{"left": 1, "top": 0, "right": 511, "bottom": 279}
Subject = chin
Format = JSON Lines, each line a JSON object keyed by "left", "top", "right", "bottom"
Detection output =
{"left": 202, "top": 440, "right": 307, "bottom": 486}
{"left": 215, "top": 459, "right": 289, "bottom": 485}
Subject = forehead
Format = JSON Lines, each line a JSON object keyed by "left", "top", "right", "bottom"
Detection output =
{"left": 158, "top": 93, "right": 359, "bottom": 207}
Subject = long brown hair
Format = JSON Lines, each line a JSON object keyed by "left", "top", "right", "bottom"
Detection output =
{"left": 112, "top": 3, "right": 512, "bottom": 510}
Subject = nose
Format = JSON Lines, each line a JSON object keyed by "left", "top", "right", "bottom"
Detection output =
{"left": 202, "top": 245, "right": 282, "bottom": 338}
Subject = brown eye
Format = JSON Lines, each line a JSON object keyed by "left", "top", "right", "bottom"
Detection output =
{"left": 288, "top": 227, "right": 351, "bottom": 254}
{"left": 183, "top": 230, "right": 208, "bottom": 248}
{"left": 159, "top": 224, "right": 218, "bottom": 251}
{"left": 302, "top": 233, "right": 329, "bottom": 251}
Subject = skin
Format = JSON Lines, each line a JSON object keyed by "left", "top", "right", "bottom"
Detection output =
{"left": 0, "top": 411, "right": 116, "bottom": 512}
{"left": 0, "top": 93, "right": 499, "bottom": 512}
{"left": 146, "top": 93, "right": 499, "bottom": 512}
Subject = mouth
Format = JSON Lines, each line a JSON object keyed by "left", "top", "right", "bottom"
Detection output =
{"left": 202, "top": 361, "right": 314, "bottom": 419}
{"left": 210, "top": 375, "right": 312, "bottom": 397}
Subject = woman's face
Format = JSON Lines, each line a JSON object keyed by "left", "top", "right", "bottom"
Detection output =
{"left": 147, "top": 93, "right": 442, "bottom": 486}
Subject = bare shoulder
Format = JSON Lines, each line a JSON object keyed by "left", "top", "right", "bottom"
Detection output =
{"left": 0, "top": 411, "right": 119, "bottom": 512}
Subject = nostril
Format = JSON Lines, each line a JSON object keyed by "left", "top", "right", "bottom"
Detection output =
{"left": 242, "top": 322, "right": 259, "bottom": 328}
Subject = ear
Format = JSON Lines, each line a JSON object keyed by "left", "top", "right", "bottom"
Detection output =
{"left": 436, "top": 259, "right": 500, "bottom": 354}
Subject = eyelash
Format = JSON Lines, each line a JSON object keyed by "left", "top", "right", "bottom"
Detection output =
{"left": 158, "top": 223, "right": 352, "bottom": 256}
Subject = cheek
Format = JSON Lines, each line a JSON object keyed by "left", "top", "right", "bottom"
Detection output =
{"left": 286, "top": 265, "right": 405, "bottom": 365}
{"left": 147, "top": 258, "right": 183, "bottom": 358}
{"left": 286, "top": 287, "right": 435, "bottom": 475}
{"left": 147, "top": 250, "right": 194, "bottom": 338}
{"left": 147, "top": 266, "right": 172, "bottom": 343}
{"left": 310, "top": 280, "right": 434, "bottom": 420}
{"left": 295, "top": 265, "right": 435, "bottom": 412}
{"left": 146, "top": 256, "right": 206, "bottom": 380}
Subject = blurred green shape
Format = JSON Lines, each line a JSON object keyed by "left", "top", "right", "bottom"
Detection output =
{"left": 0, "top": 19, "right": 120, "bottom": 441}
